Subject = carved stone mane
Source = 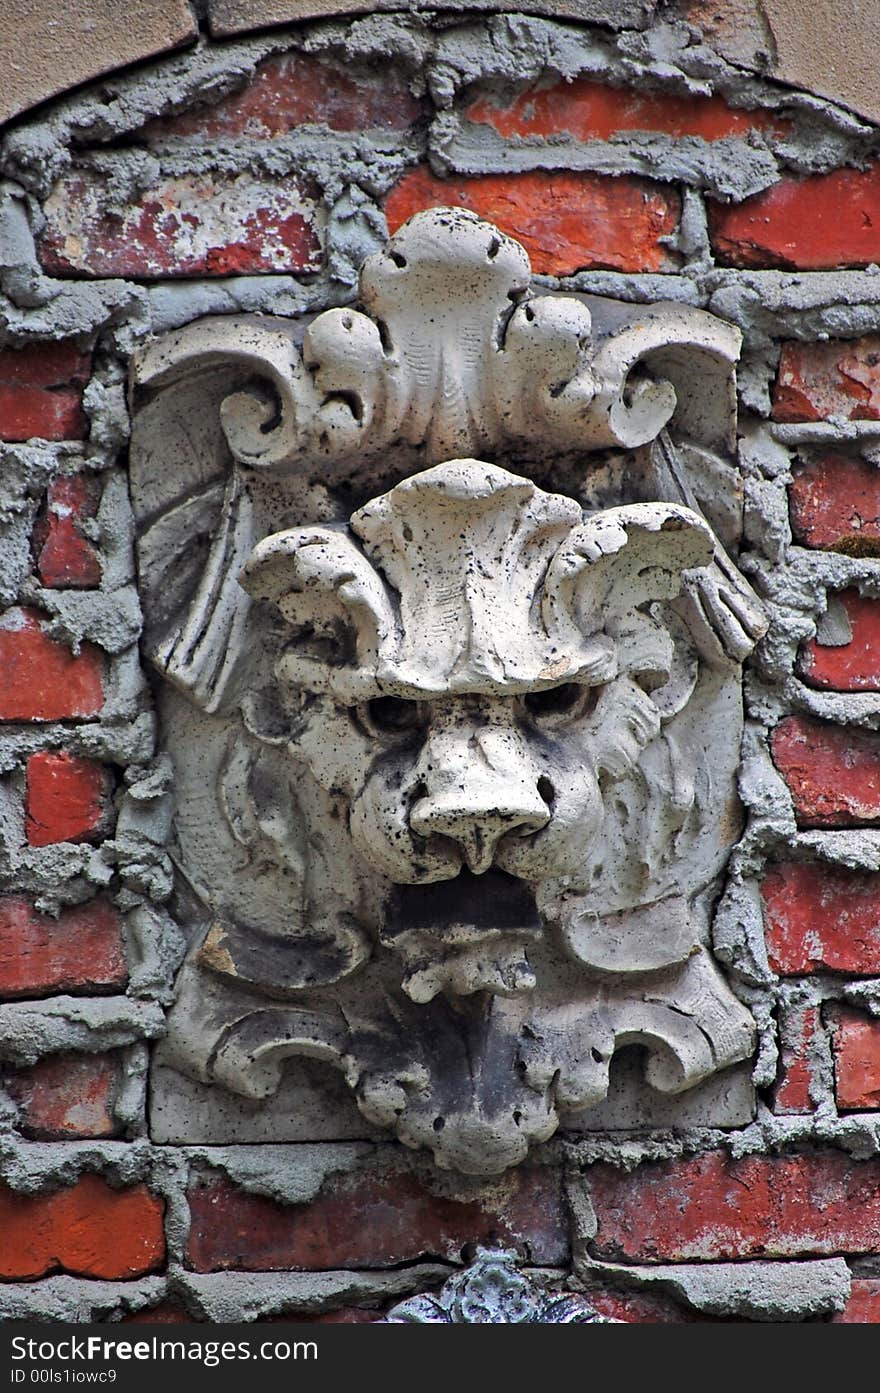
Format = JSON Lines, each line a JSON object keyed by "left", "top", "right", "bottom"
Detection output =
{"left": 131, "top": 207, "right": 767, "bottom": 1174}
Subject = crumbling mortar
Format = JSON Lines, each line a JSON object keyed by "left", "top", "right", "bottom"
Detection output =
{"left": 570, "top": 1252, "right": 851, "bottom": 1320}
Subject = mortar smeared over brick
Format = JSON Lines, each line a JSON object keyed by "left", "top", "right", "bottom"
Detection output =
{"left": 40, "top": 173, "right": 323, "bottom": 279}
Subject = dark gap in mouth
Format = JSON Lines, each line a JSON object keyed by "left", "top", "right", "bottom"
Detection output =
{"left": 388, "top": 868, "right": 540, "bottom": 933}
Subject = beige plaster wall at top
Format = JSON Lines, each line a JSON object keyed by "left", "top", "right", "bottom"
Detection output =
{"left": 2, "top": 0, "right": 880, "bottom": 132}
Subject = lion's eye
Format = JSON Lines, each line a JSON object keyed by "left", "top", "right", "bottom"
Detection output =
{"left": 360, "top": 696, "right": 427, "bottom": 736}
{"left": 523, "top": 683, "right": 601, "bottom": 724}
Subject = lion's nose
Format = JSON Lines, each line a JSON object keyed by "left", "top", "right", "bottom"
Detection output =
{"left": 410, "top": 732, "right": 551, "bottom": 875}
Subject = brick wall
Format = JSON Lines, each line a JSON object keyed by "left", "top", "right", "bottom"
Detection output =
{"left": 2, "top": 2, "right": 880, "bottom": 1325}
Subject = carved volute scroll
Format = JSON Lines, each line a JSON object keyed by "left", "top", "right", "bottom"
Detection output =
{"left": 130, "top": 206, "right": 768, "bottom": 1175}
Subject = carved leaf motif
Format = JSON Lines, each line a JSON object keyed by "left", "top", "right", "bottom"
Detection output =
{"left": 173, "top": 207, "right": 742, "bottom": 471}
{"left": 242, "top": 526, "right": 397, "bottom": 701}
{"left": 542, "top": 502, "right": 715, "bottom": 642}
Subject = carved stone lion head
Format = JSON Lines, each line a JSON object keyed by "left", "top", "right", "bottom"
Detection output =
{"left": 239, "top": 458, "right": 714, "bottom": 1000}
{"left": 133, "top": 209, "right": 765, "bottom": 1172}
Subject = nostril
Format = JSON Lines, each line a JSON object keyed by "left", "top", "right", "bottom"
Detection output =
{"left": 537, "top": 776, "right": 555, "bottom": 809}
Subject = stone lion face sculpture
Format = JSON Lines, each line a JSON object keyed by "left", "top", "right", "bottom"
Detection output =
{"left": 239, "top": 458, "right": 714, "bottom": 1003}
{"left": 134, "top": 208, "right": 765, "bottom": 1172}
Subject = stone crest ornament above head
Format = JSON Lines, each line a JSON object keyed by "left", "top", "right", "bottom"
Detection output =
{"left": 130, "top": 206, "right": 768, "bottom": 1174}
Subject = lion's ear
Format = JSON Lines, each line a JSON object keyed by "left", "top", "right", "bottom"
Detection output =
{"left": 542, "top": 503, "right": 715, "bottom": 637}
{"left": 241, "top": 527, "right": 396, "bottom": 700}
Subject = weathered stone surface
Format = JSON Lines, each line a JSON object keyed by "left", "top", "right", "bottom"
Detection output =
{"left": 206, "top": 0, "right": 657, "bottom": 38}
{"left": 759, "top": 0, "right": 880, "bottom": 125}
{"left": 680, "top": 0, "right": 880, "bottom": 124}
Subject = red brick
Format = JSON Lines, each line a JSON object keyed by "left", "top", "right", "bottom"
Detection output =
{"left": 762, "top": 861, "right": 880, "bottom": 976}
{"left": 0, "top": 342, "right": 90, "bottom": 442}
{"left": 799, "top": 590, "right": 880, "bottom": 690}
{"left": 25, "top": 751, "right": 112, "bottom": 847}
{"left": 120, "top": 1304, "right": 193, "bottom": 1324}
{"left": 789, "top": 454, "right": 880, "bottom": 555}
{"left": 772, "top": 1005, "right": 819, "bottom": 1114}
{"left": 186, "top": 1165, "right": 567, "bottom": 1273}
{"left": 5, "top": 1052, "right": 119, "bottom": 1139}
{"left": 145, "top": 53, "right": 423, "bottom": 139}
{"left": 589, "top": 1150, "right": 880, "bottom": 1261}
{"left": 39, "top": 172, "right": 322, "bottom": 279}
{"left": 771, "top": 715, "right": 880, "bottom": 828}
{"left": 0, "top": 1174, "right": 164, "bottom": 1279}
{"left": 385, "top": 167, "right": 680, "bottom": 276}
{"left": 774, "top": 339, "right": 880, "bottom": 425}
{"left": 833, "top": 1279, "right": 880, "bottom": 1322}
{"left": 583, "top": 1288, "right": 695, "bottom": 1322}
{"left": 0, "top": 897, "right": 127, "bottom": 998}
{"left": 0, "top": 608, "right": 103, "bottom": 721}
{"left": 709, "top": 165, "right": 880, "bottom": 270}
{"left": 468, "top": 78, "right": 789, "bottom": 143}
{"left": 33, "top": 475, "right": 102, "bottom": 588}
{"left": 831, "top": 1007, "right": 880, "bottom": 1110}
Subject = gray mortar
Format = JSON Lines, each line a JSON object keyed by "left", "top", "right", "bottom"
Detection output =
{"left": 184, "top": 1140, "right": 376, "bottom": 1207}
{"left": 433, "top": 116, "right": 784, "bottom": 202}
{"left": 0, "top": 1275, "right": 167, "bottom": 1322}
{"left": 0, "top": 1136, "right": 157, "bottom": 1191}
{"left": 0, "top": 715, "right": 156, "bottom": 772}
{"left": 0, "top": 998, "right": 165, "bottom": 1069}
{"left": 123, "top": 904, "right": 187, "bottom": 1002}
{"left": 0, "top": 443, "right": 58, "bottom": 605}
{"left": 176, "top": 1265, "right": 452, "bottom": 1321}
{"left": 576, "top": 1256, "right": 851, "bottom": 1321}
